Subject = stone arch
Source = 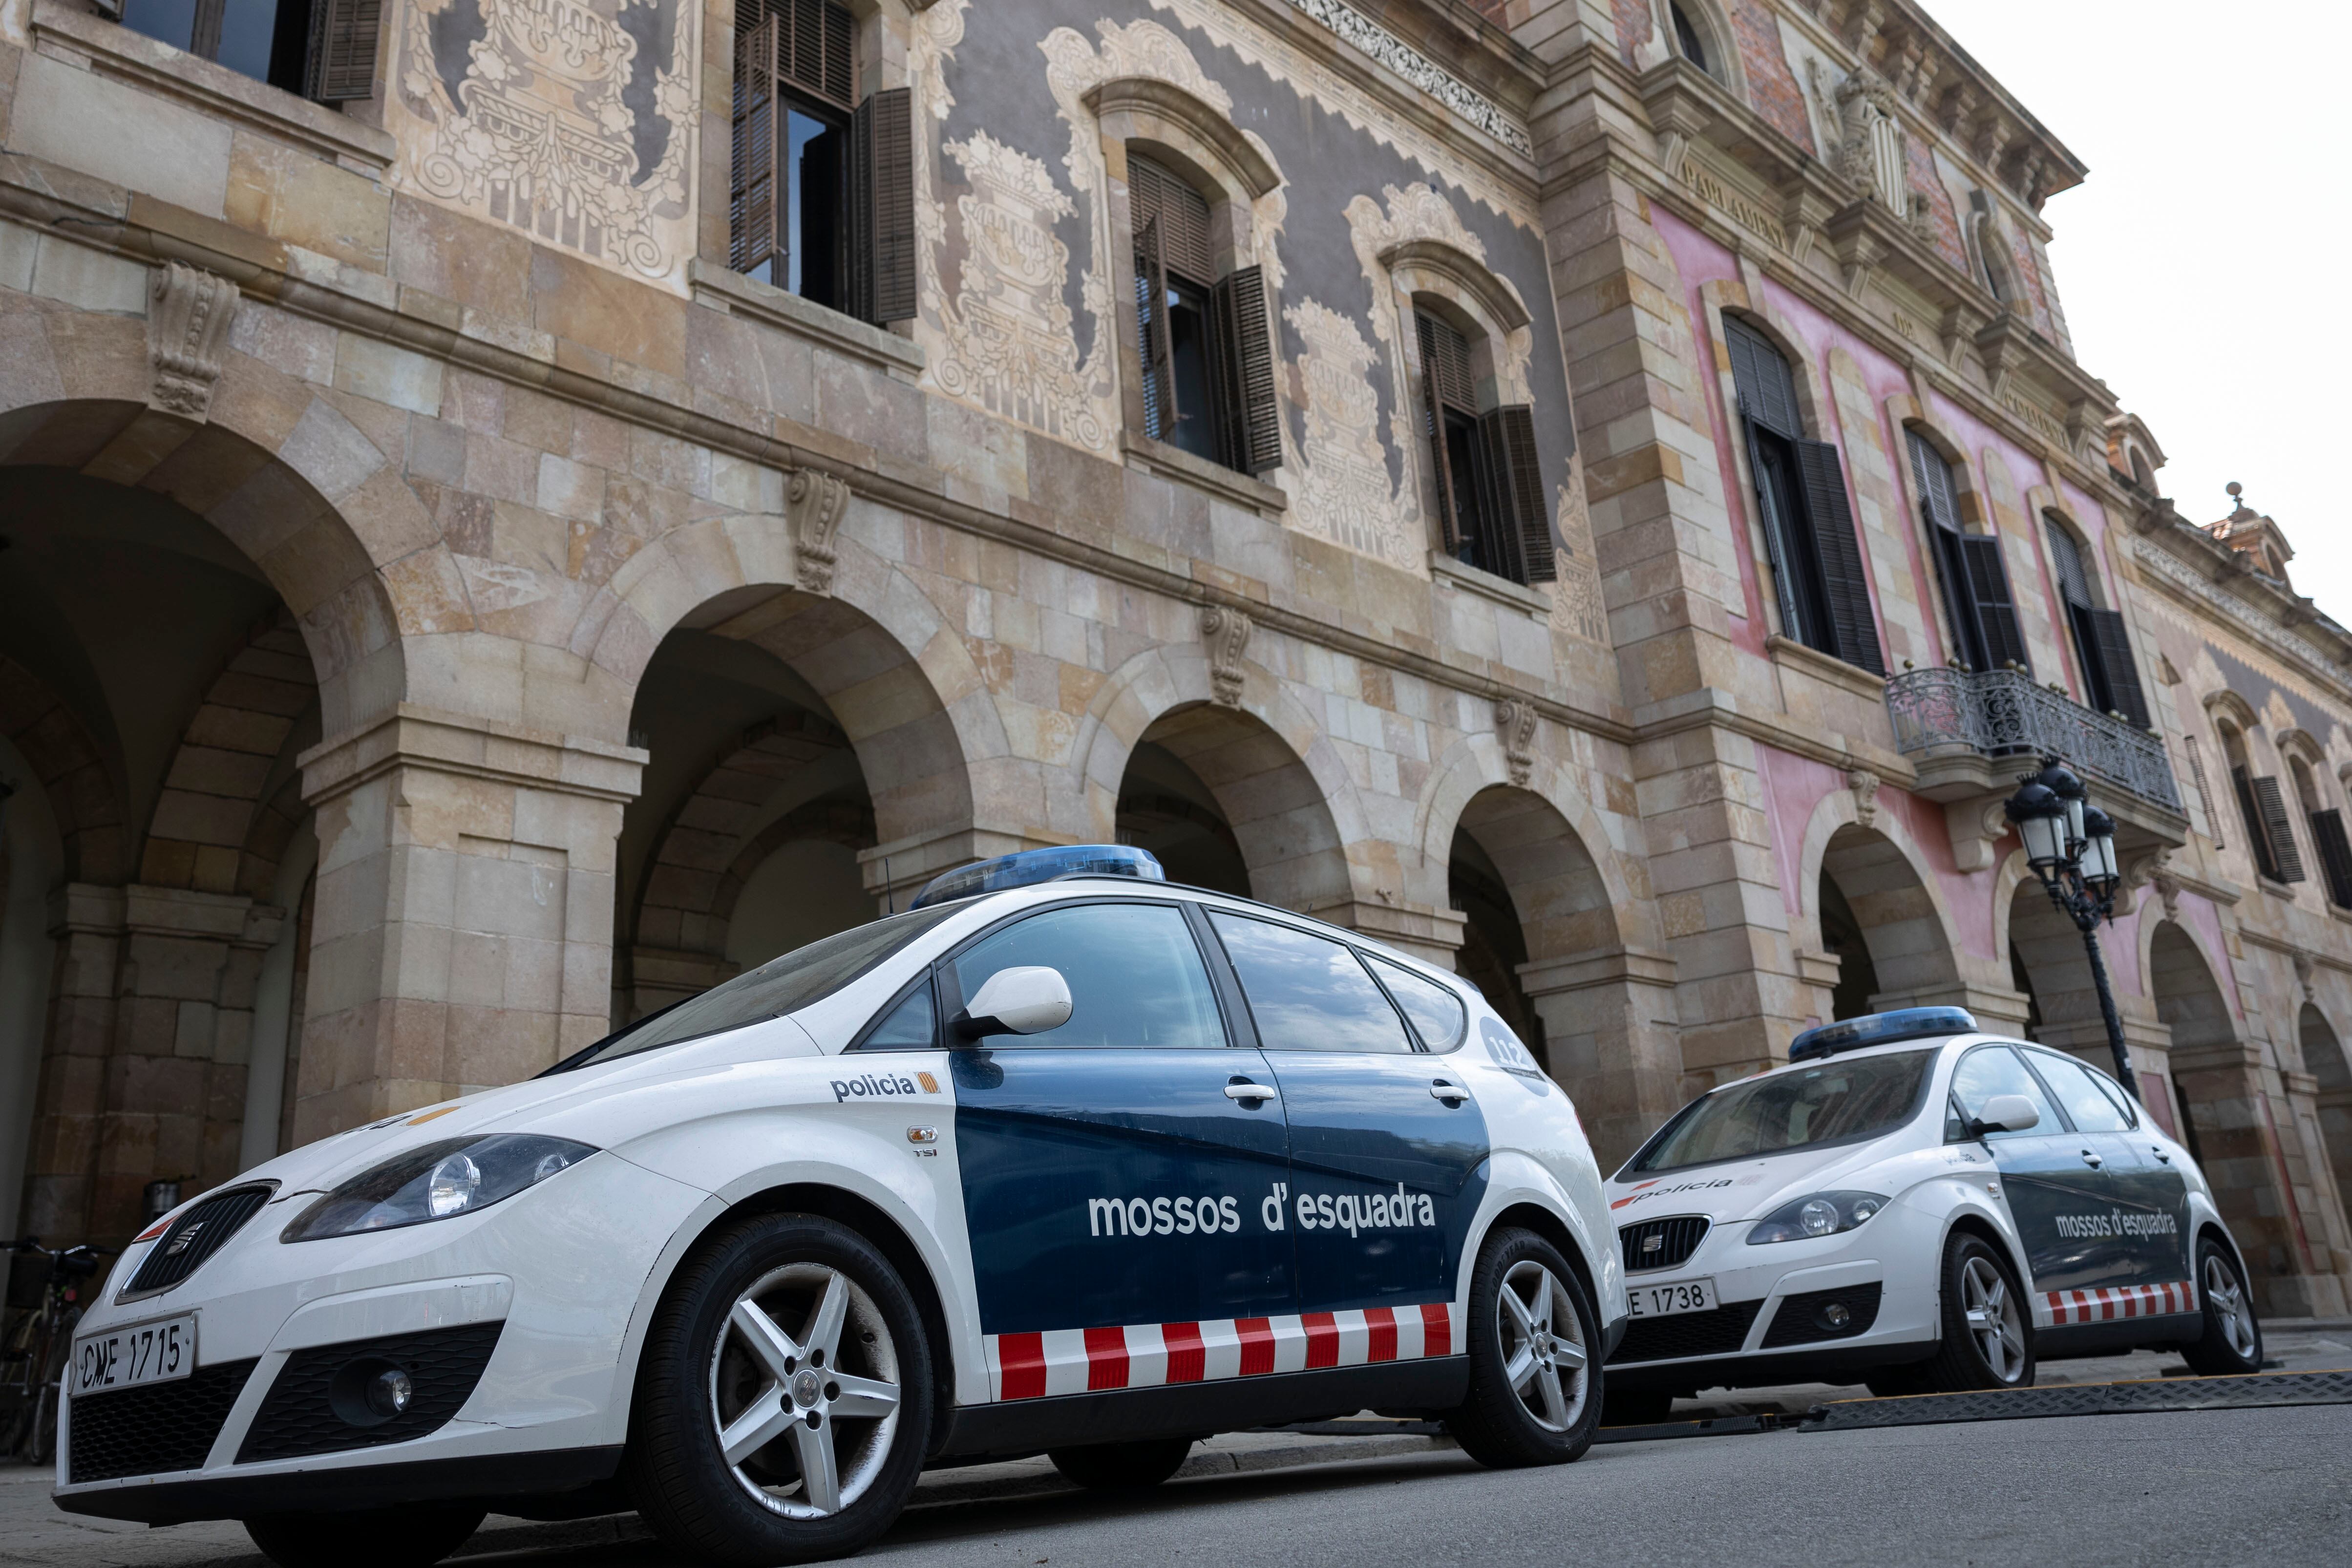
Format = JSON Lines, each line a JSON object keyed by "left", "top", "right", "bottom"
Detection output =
{"left": 1661, "top": 0, "right": 1745, "bottom": 93}
{"left": 1408, "top": 731, "right": 1646, "bottom": 944}
{"left": 1087, "top": 77, "right": 1281, "bottom": 205}
{"left": 2302, "top": 1003, "right": 2352, "bottom": 1225}
{"left": 0, "top": 390, "right": 408, "bottom": 735}
{"left": 1792, "top": 789, "right": 1966, "bottom": 1019}
{"left": 0, "top": 656, "right": 128, "bottom": 886}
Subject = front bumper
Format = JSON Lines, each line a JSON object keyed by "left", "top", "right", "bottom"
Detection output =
{"left": 54, "top": 1153, "right": 704, "bottom": 1522}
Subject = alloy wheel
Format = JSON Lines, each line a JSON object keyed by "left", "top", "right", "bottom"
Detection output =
{"left": 1960, "top": 1254, "right": 2026, "bottom": 1383}
{"left": 2203, "top": 1252, "right": 2257, "bottom": 1361}
{"left": 1496, "top": 1258, "right": 1589, "bottom": 1432}
{"left": 707, "top": 1262, "right": 903, "bottom": 1518}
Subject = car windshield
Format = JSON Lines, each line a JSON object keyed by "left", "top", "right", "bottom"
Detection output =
{"left": 1627, "top": 1048, "right": 1937, "bottom": 1174}
{"left": 556, "top": 905, "right": 960, "bottom": 1069}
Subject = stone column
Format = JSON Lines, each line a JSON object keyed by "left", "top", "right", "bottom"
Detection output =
{"left": 2170, "top": 1038, "right": 2349, "bottom": 1317}
{"left": 21, "top": 886, "right": 125, "bottom": 1242}
{"left": 1520, "top": 945, "right": 1683, "bottom": 1168}
{"left": 295, "top": 706, "right": 644, "bottom": 1142}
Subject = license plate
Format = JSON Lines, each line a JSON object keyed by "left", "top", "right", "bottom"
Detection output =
{"left": 72, "top": 1315, "right": 196, "bottom": 1397}
{"left": 1626, "top": 1277, "right": 1717, "bottom": 1318}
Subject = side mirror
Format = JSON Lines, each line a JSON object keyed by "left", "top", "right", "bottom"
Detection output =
{"left": 955, "top": 966, "right": 1073, "bottom": 1039}
{"left": 1969, "top": 1093, "right": 2041, "bottom": 1137}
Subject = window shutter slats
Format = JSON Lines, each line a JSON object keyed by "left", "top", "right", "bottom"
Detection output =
{"left": 730, "top": 18, "right": 784, "bottom": 279}
{"left": 1469, "top": 411, "right": 1529, "bottom": 586}
{"left": 1724, "top": 316, "right": 1801, "bottom": 438}
{"left": 1741, "top": 404, "right": 1806, "bottom": 647}
{"left": 850, "top": 87, "right": 914, "bottom": 324}
{"left": 1480, "top": 404, "right": 1554, "bottom": 583}
{"left": 2045, "top": 517, "right": 2095, "bottom": 609}
{"left": 306, "top": 0, "right": 381, "bottom": 103}
{"left": 1128, "top": 156, "right": 1212, "bottom": 282}
{"left": 1416, "top": 316, "right": 1462, "bottom": 552}
{"left": 1416, "top": 311, "right": 1477, "bottom": 413}
{"left": 1135, "top": 215, "right": 1175, "bottom": 442}
{"left": 2252, "top": 774, "right": 2306, "bottom": 883}
{"left": 2312, "top": 808, "right": 2352, "bottom": 908}
{"left": 2235, "top": 766, "right": 2283, "bottom": 881}
{"left": 1907, "top": 430, "right": 1963, "bottom": 534}
{"left": 1210, "top": 266, "right": 1281, "bottom": 476}
{"left": 1954, "top": 533, "right": 2030, "bottom": 675}
{"left": 2080, "top": 607, "right": 2151, "bottom": 730}
{"left": 1792, "top": 438, "right": 1885, "bottom": 676}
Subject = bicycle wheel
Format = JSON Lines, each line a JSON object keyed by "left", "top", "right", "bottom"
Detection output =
{"left": 25, "top": 1306, "right": 78, "bottom": 1468}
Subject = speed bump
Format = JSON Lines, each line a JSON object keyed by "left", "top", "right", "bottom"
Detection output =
{"left": 1799, "top": 1369, "right": 2352, "bottom": 1431}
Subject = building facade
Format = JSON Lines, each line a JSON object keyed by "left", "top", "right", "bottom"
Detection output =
{"left": 0, "top": 0, "right": 2345, "bottom": 1317}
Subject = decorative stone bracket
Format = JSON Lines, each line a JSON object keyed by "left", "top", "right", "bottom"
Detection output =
{"left": 1846, "top": 766, "right": 1882, "bottom": 829}
{"left": 1497, "top": 698, "right": 1538, "bottom": 788}
{"left": 147, "top": 261, "right": 239, "bottom": 421}
{"left": 1201, "top": 604, "right": 1253, "bottom": 708}
{"left": 1945, "top": 795, "right": 2011, "bottom": 873}
{"left": 788, "top": 470, "right": 851, "bottom": 594}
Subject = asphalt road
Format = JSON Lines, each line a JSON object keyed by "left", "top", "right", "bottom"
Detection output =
{"left": 11, "top": 1402, "right": 2350, "bottom": 1568}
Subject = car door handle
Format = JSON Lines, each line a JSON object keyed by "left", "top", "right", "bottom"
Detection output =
{"left": 1224, "top": 1081, "right": 1277, "bottom": 1103}
{"left": 1429, "top": 1080, "right": 1469, "bottom": 1104}
{"left": 2078, "top": 1149, "right": 2103, "bottom": 1169}
{"left": 2151, "top": 1146, "right": 2172, "bottom": 1164}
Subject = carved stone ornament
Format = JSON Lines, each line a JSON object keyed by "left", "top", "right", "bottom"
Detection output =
{"left": 1945, "top": 796, "right": 2010, "bottom": 873}
{"left": 1812, "top": 61, "right": 1909, "bottom": 215}
{"left": 1847, "top": 766, "right": 1882, "bottom": 829}
{"left": 2294, "top": 948, "right": 2316, "bottom": 1002}
{"left": 147, "top": 262, "right": 240, "bottom": 421}
{"left": 1496, "top": 698, "right": 1538, "bottom": 789}
{"left": 1200, "top": 604, "right": 1253, "bottom": 708}
{"left": 787, "top": 470, "right": 851, "bottom": 595}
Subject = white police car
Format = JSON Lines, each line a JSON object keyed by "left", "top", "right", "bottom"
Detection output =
{"left": 54, "top": 847, "right": 1624, "bottom": 1567}
{"left": 1599, "top": 1009, "right": 2264, "bottom": 1419}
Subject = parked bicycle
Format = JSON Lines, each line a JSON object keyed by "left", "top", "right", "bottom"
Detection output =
{"left": 2, "top": 1238, "right": 106, "bottom": 1466}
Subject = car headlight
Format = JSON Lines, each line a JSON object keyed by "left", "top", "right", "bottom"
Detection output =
{"left": 1745, "top": 1190, "right": 1887, "bottom": 1245}
{"left": 282, "top": 1135, "right": 596, "bottom": 1242}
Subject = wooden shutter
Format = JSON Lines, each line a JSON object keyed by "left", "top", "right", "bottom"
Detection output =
{"left": 2234, "top": 766, "right": 2283, "bottom": 881}
{"left": 1210, "top": 266, "right": 1281, "bottom": 475}
{"left": 2252, "top": 774, "right": 2307, "bottom": 882}
{"left": 1135, "top": 216, "right": 1174, "bottom": 441}
{"left": 765, "top": 0, "right": 854, "bottom": 111}
{"left": 1416, "top": 311, "right": 1477, "bottom": 412}
{"left": 2311, "top": 808, "right": 2352, "bottom": 908}
{"left": 1724, "top": 316, "right": 1801, "bottom": 438}
{"left": 1416, "top": 313, "right": 1465, "bottom": 552}
{"left": 1741, "top": 405, "right": 1807, "bottom": 646}
{"left": 1952, "top": 533, "right": 2029, "bottom": 674}
{"left": 1467, "top": 411, "right": 1528, "bottom": 584}
{"left": 1793, "top": 439, "right": 1886, "bottom": 676}
{"left": 851, "top": 88, "right": 914, "bottom": 324}
{"left": 2079, "top": 607, "right": 2151, "bottom": 729}
{"left": 1476, "top": 405, "right": 1554, "bottom": 583}
{"left": 306, "top": 0, "right": 381, "bottom": 103}
{"left": 731, "top": 18, "right": 784, "bottom": 278}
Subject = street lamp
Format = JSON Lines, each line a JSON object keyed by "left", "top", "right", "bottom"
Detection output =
{"left": 2005, "top": 760, "right": 2137, "bottom": 1097}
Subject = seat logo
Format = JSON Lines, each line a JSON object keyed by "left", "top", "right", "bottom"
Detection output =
{"left": 163, "top": 1221, "right": 205, "bottom": 1256}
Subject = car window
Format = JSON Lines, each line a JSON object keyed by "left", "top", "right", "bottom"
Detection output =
{"left": 1949, "top": 1045, "right": 2066, "bottom": 1140}
{"left": 2036, "top": 1053, "right": 2135, "bottom": 1131}
{"left": 562, "top": 904, "right": 959, "bottom": 1066}
{"left": 1208, "top": 912, "right": 1414, "bottom": 1055}
{"left": 951, "top": 902, "right": 1225, "bottom": 1050}
{"left": 1369, "top": 957, "right": 1465, "bottom": 1050}
{"left": 858, "top": 980, "right": 937, "bottom": 1051}
{"left": 1627, "top": 1049, "right": 1936, "bottom": 1173}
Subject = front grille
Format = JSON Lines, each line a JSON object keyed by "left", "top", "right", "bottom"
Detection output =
{"left": 1760, "top": 1283, "right": 1884, "bottom": 1348}
{"left": 239, "top": 1321, "right": 504, "bottom": 1462}
{"left": 1608, "top": 1299, "right": 1762, "bottom": 1364}
{"left": 1619, "top": 1215, "right": 1711, "bottom": 1273}
{"left": 68, "top": 1359, "right": 257, "bottom": 1483}
{"left": 123, "top": 1185, "right": 272, "bottom": 1297}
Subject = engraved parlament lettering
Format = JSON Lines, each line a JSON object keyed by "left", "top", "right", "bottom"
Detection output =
{"left": 390, "top": 0, "right": 697, "bottom": 288}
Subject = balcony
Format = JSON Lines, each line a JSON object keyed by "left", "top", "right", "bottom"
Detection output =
{"left": 1885, "top": 666, "right": 2183, "bottom": 814}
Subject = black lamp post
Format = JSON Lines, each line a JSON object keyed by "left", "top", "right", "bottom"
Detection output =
{"left": 2005, "top": 759, "right": 2136, "bottom": 1097}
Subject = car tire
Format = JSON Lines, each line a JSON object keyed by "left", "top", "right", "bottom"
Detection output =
{"left": 626, "top": 1213, "right": 934, "bottom": 1567}
{"left": 1048, "top": 1437, "right": 1196, "bottom": 1490}
{"left": 1443, "top": 1227, "right": 1602, "bottom": 1467}
{"left": 1919, "top": 1230, "right": 2034, "bottom": 1394}
{"left": 2178, "top": 1233, "right": 2264, "bottom": 1377}
{"left": 245, "top": 1506, "right": 486, "bottom": 1568}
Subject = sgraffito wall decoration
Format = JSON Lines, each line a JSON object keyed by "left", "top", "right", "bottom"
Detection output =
{"left": 1284, "top": 297, "right": 1414, "bottom": 568}
{"left": 387, "top": 0, "right": 699, "bottom": 289}
{"left": 1550, "top": 452, "right": 1609, "bottom": 645}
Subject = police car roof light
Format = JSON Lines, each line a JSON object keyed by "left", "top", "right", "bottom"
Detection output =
{"left": 1787, "top": 1006, "right": 1978, "bottom": 1063}
{"left": 908, "top": 844, "right": 1166, "bottom": 909}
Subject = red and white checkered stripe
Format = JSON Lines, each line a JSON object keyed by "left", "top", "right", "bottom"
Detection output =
{"left": 984, "top": 1303, "right": 1461, "bottom": 1402}
{"left": 2042, "top": 1279, "right": 2197, "bottom": 1325}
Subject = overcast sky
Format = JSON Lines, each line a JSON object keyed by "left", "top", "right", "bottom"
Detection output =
{"left": 1928, "top": 1, "right": 2347, "bottom": 618}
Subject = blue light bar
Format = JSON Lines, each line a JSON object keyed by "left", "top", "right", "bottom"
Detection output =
{"left": 909, "top": 845, "right": 1166, "bottom": 909}
{"left": 1788, "top": 1006, "right": 1978, "bottom": 1063}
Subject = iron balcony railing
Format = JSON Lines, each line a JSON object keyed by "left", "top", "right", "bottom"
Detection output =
{"left": 1884, "top": 666, "right": 2183, "bottom": 812}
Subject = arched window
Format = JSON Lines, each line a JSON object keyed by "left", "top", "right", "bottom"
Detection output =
{"left": 1130, "top": 152, "right": 1280, "bottom": 476}
{"left": 1412, "top": 305, "right": 1548, "bottom": 586}
{"left": 2042, "top": 514, "right": 2150, "bottom": 728}
{"left": 1907, "top": 431, "right": 2025, "bottom": 674}
{"left": 2290, "top": 752, "right": 2352, "bottom": 907}
{"left": 1671, "top": 3, "right": 1716, "bottom": 79}
{"left": 2217, "top": 718, "right": 2300, "bottom": 885}
{"left": 1722, "top": 315, "right": 1882, "bottom": 675}
{"left": 731, "top": 0, "right": 916, "bottom": 324}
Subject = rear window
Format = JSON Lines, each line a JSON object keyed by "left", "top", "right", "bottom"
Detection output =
{"left": 1627, "top": 1049, "right": 1937, "bottom": 1175}
{"left": 557, "top": 905, "right": 959, "bottom": 1069}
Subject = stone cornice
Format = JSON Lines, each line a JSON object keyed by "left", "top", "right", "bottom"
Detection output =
{"left": 2131, "top": 529, "right": 2352, "bottom": 703}
{"left": 300, "top": 704, "right": 650, "bottom": 809}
